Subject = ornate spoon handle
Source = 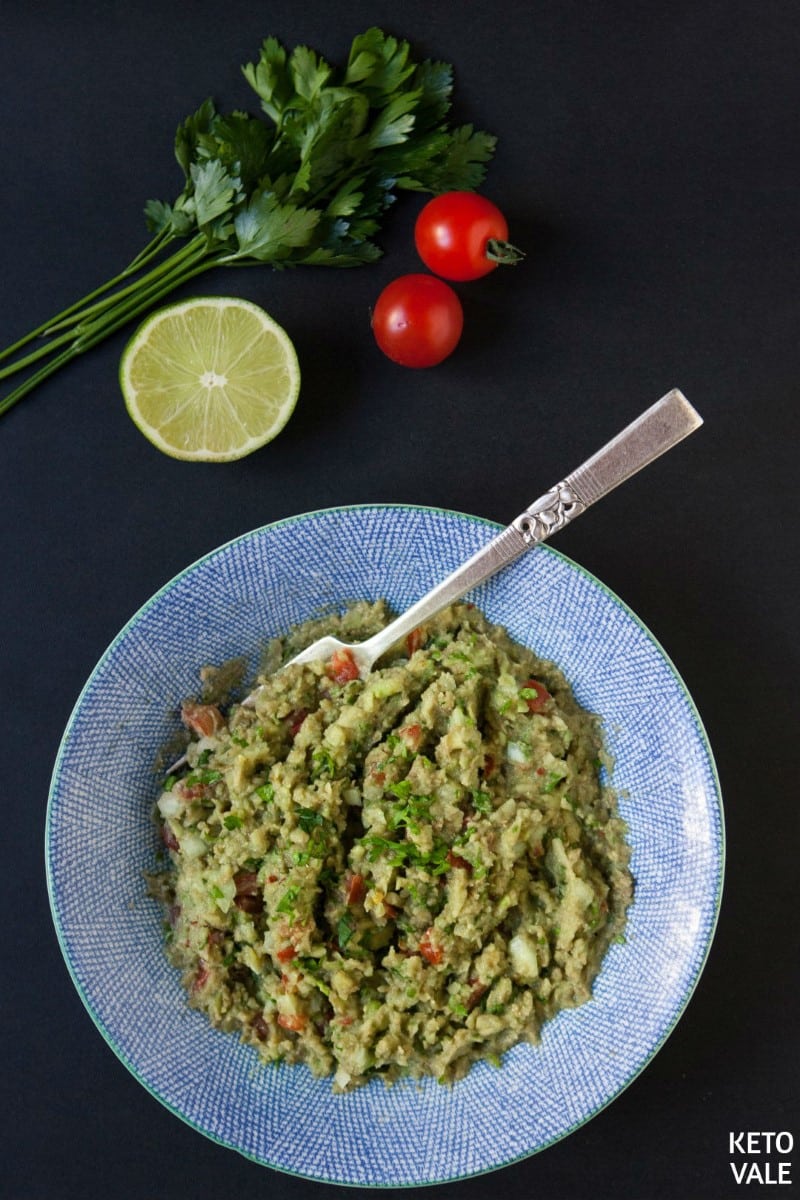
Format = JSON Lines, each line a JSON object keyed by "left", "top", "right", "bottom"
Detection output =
{"left": 358, "top": 388, "right": 702, "bottom": 660}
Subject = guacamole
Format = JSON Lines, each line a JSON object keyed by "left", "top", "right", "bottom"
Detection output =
{"left": 151, "top": 601, "right": 632, "bottom": 1091}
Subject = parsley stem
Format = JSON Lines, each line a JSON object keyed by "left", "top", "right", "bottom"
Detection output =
{"left": 0, "top": 238, "right": 215, "bottom": 416}
{"left": 0, "top": 328, "right": 77, "bottom": 381}
{"left": 72, "top": 256, "right": 215, "bottom": 354}
{"left": 123, "top": 227, "right": 175, "bottom": 273}
{"left": 0, "top": 347, "right": 77, "bottom": 418}
{"left": 0, "top": 232, "right": 180, "bottom": 368}
{"left": 42, "top": 236, "right": 205, "bottom": 337}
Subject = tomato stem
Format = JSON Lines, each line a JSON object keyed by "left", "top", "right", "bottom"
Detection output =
{"left": 485, "top": 238, "right": 525, "bottom": 266}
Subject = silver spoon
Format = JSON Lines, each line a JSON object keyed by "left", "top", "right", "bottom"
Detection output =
{"left": 244, "top": 387, "right": 702, "bottom": 702}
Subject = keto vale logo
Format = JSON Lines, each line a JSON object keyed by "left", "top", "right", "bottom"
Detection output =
{"left": 729, "top": 1131, "right": 794, "bottom": 1186}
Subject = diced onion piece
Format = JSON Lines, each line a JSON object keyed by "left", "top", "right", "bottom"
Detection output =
{"left": 157, "top": 790, "right": 183, "bottom": 818}
{"left": 212, "top": 878, "right": 237, "bottom": 914}
{"left": 509, "top": 932, "right": 539, "bottom": 981}
{"left": 180, "top": 831, "right": 207, "bottom": 859}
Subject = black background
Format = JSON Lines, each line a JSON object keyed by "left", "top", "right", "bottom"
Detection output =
{"left": 2, "top": 3, "right": 798, "bottom": 1198}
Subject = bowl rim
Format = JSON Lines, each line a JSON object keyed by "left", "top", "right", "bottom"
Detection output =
{"left": 45, "top": 502, "right": 725, "bottom": 1185}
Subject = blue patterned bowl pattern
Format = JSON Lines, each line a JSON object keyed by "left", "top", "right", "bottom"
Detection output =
{"left": 46, "top": 505, "right": 724, "bottom": 1185}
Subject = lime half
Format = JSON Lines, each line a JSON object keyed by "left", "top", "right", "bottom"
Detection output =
{"left": 120, "top": 297, "right": 300, "bottom": 461}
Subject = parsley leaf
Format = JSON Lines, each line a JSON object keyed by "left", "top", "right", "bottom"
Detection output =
{"left": 189, "top": 159, "right": 242, "bottom": 228}
{"left": 234, "top": 192, "right": 320, "bottom": 260}
{"left": 296, "top": 806, "right": 325, "bottom": 834}
{"left": 276, "top": 885, "right": 300, "bottom": 915}
{"left": 337, "top": 911, "right": 357, "bottom": 950}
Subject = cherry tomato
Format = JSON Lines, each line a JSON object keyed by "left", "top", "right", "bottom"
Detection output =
{"left": 371, "top": 274, "right": 463, "bottom": 367}
{"left": 414, "top": 191, "right": 522, "bottom": 281}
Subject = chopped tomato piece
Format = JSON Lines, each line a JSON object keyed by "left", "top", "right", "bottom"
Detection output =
{"left": 161, "top": 822, "right": 180, "bottom": 852}
{"left": 405, "top": 627, "right": 425, "bottom": 656}
{"left": 288, "top": 708, "right": 308, "bottom": 736}
{"left": 277, "top": 1012, "right": 307, "bottom": 1032}
{"left": 398, "top": 723, "right": 422, "bottom": 752}
{"left": 446, "top": 850, "right": 472, "bottom": 872}
{"left": 192, "top": 960, "right": 210, "bottom": 992}
{"left": 252, "top": 1014, "right": 270, "bottom": 1041}
{"left": 522, "top": 679, "right": 552, "bottom": 713}
{"left": 326, "top": 648, "right": 360, "bottom": 684}
{"left": 233, "top": 870, "right": 263, "bottom": 915}
{"left": 180, "top": 701, "right": 225, "bottom": 738}
{"left": 234, "top": 870, "right": 259, "bottom": 893}
{"left": 276, "top": 945, "right": 297, "bottom": 963}
{"left": 176, "top": 781, "right": 208, "bottom": 801}
{"left": 345, "top": 873, "right": 366, "bottom": 906}
{"left": 419, "top": 928, "right": 444, "bottom": 965}
{"left": 467, "top": 980, "right": 488, "bottom": 1010}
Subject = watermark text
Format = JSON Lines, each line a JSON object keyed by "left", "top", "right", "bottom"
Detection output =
{"left": 730, "top": 1132, "right": 793, "bottom": 1185}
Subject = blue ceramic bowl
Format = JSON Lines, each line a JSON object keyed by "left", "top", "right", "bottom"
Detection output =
{"left": 46, "top": 505, "right": 723, "bottom": 1185}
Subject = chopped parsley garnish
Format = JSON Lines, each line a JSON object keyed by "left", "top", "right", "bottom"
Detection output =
{"left": 384, "top": 733, "right": 412, "bottom": 761}
{"left": 293, "top": 807, "right": 330, "bottom": 862}
{"left": 276, "top": 885, "right": 300, "bottom": 915}
{"left": 337, "top": 912, "right": 357, "bottom": 951}
{"left": 296, "top": 806, "right": 325, "bottom": 833}
{"left": 311, "top": 747, "right": 336, "bottom": 780}
{"left": 184, "top": 768, "right": 222, "bottom": 786}
{"left": 471, "top": 789, "right": 492, "bottom": 814}
{"left": 387, "top": 790, "right": 432, "bottom": 834}
{"left": 360, "top": 832, "right": 450, "bottom": 875}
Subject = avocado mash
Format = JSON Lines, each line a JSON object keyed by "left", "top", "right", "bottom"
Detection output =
{"left": 150, "top": 601, "right": 632, "bottom": 1090}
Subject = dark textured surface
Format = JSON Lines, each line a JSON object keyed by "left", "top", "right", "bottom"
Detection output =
{"left": 2, "top": 3, "right": 798, "bottom": 1197}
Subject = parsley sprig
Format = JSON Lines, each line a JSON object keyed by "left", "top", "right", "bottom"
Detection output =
{"left": 0, "top": 28, "right": 496, "bottom": 417}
